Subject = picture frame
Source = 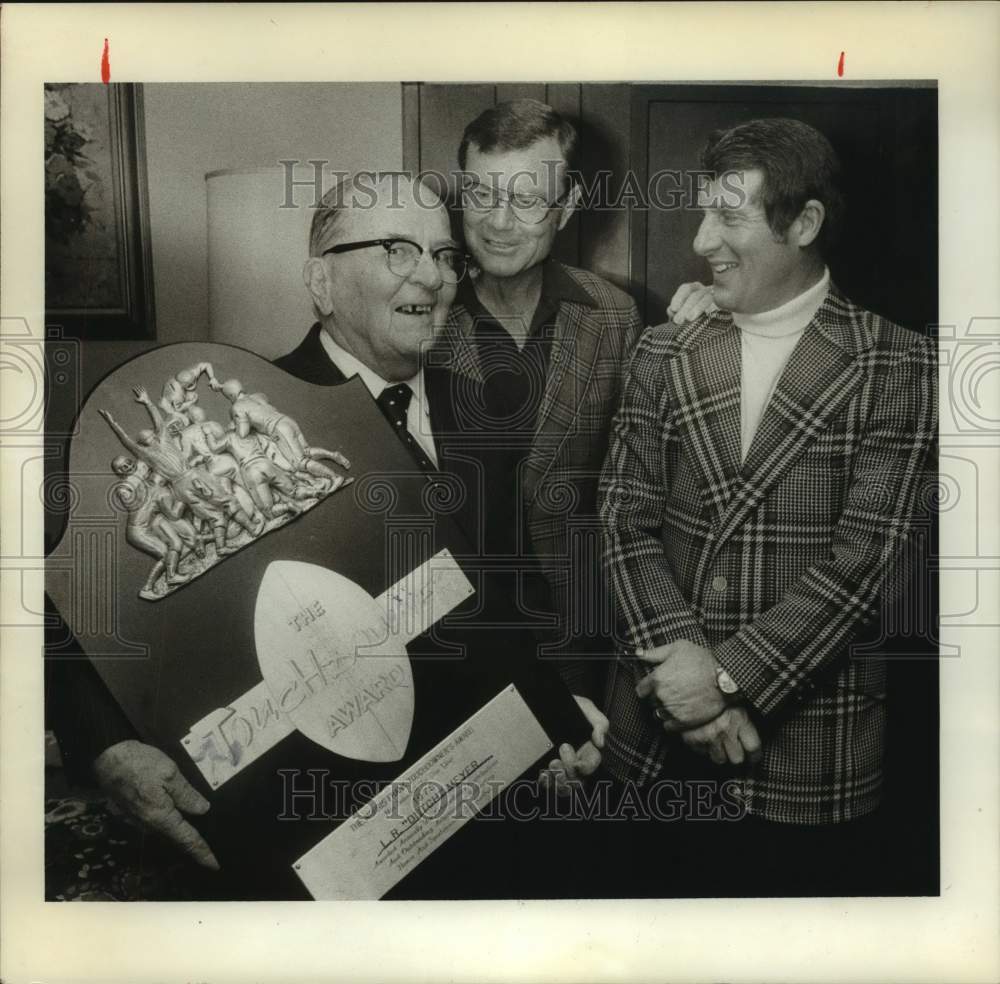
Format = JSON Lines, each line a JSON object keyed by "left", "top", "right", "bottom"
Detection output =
{"left": 44, "top": 82, "right": 155, "bottom": 340}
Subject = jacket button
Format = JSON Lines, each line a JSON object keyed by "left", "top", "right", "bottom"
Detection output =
{"left": 711, "top": 575, "right": 728, "bottom": 592}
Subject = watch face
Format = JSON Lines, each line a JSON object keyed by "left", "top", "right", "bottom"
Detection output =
{"left": 717, "top": 668, "right": 739, "bottom": 694}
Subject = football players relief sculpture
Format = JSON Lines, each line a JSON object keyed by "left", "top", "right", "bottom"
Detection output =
{"left": 100, "top": 360, "right": 353, "bottom": 599}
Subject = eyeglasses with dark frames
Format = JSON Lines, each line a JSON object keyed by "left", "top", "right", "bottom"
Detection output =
{"left": 321, "top": 238, "right": 469, "bottom": 284}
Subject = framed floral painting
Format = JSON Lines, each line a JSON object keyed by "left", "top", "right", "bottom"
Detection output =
{"left": 45, "top": 83, "right": 156, "bottom": 339}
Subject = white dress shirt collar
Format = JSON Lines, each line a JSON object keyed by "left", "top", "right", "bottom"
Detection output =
{"left": 317, "top": 329, "right": 437, "bottom": 466}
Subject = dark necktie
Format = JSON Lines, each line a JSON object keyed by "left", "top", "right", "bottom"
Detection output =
{"left": 376, "top": 383, "right": 435, "bottom": 472}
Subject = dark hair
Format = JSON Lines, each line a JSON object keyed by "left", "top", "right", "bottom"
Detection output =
{"left": 458, "top": 98, "right": 579, "bottom": 183}
{"left": 701, "top": 117, "right": 844, "bottom": 254}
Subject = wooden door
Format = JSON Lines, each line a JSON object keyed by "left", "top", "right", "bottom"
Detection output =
{"left": 630, "top": 84, "right": 938, "bottom": 333}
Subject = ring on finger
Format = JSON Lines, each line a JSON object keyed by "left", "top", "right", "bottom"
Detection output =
{"left": 654, "top": 706, "right": 671, "bottom": 722}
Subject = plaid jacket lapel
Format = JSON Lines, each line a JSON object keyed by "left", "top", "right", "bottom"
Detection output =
{"left": 667, "top": 316, "right": 743, "bottom": 521}
{"left": 711, "top": 285, "right": 868, "bottom": 552}
{"left": 522, "top": 300, "right": 603, "bottom": 503}
{"left": 432, "top": 319, "right": 483, "bottom": 383}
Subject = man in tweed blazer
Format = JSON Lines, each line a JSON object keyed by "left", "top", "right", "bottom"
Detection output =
{"left": 435, "top": 100, "right": 643, "bottom": 754}
{"left": 599, "top": 119, "right": 936, "bottom": 892}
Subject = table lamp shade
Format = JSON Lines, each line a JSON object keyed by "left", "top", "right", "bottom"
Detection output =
{"left": 206, "top": 167, "right": 314, "bottom": 359}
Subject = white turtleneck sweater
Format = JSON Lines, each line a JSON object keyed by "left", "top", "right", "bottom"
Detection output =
{"left": 734, "top": 267, "right": 830, "bottom": 460}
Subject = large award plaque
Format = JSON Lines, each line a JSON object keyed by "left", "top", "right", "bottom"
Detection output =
{"left": 46, "top": 342, "right": 589, "bottom": 900}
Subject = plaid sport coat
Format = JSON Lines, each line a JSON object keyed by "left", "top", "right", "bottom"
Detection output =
{"left": 435, "top": 262, "right": 643, "bottom": 695}
{"left": 598, "top": 285, "right": 937, "bottom": 823}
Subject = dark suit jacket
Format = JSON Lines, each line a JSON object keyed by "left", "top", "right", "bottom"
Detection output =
{"left": 45, "top": 596, "right": 138, "bottom": 784}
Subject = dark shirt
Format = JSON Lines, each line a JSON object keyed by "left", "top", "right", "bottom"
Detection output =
{"left": 460, "top": 271, "right": 559, "bottom": 444}
{"left": 456, "top": 261, "right": 580, "bottom": 564}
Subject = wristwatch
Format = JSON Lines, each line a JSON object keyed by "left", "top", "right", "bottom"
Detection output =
{"left": 715, "top": 665, "right": 740, "bottom": 699}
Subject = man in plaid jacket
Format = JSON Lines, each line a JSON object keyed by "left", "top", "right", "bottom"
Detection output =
{"left": 434, "top": 99, "right": 643, "bottom": 786}
{"left": 599, "top": 118, "right": 937, "bottom": 892}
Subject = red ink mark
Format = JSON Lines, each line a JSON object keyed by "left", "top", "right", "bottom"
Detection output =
{"left": 101, "top": 38, "right": 110, "bottom": 83}
{"left": 837, "top": 51, "right": 845, "bottom": 77}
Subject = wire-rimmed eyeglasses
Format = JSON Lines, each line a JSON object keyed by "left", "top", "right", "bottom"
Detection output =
{"left": 321, "top": 238, "right": 469, "bottom": 284}
{"left": 461, "top": 182, "right": 571, "bottom": 225}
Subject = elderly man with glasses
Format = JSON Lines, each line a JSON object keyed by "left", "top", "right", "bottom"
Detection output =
{"left": 282, "top": 173, "right": 478, "bottom": 515}
{"left": 437, "top": 100, "right": 644, "bottom": 772}
{"left": 50, "top": 172, "right": 606, "bottom": 894}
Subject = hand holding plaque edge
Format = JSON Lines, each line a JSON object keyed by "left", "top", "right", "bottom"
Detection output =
{"left": 539, "top": 694, "right": 608, "bottom": 796}
{"left": 93, "top": 739, "right": 220, "bottom": 871}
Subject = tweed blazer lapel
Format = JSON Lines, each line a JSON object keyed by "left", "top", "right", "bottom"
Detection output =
{"left": 666, "top": 316, "right": 743, "bottom": 521}
{"left": 437, "top": 265, "right": 603, "bottom": 507}
{"left": 433, "top": 320, "right": 483, "bottom": 384}
{"left": 711, "top": 286, "right": 868, "bottom": 551}
{"left": 522, "top": 299, "right": 603, "bottom": 503}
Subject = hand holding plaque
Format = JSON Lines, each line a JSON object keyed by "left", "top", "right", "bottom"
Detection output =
{"left": 48, "top": 341, "right": 591, "bottom": 899}
{"left": 93, "top": 739, "right": 220, "bottom": 870}
{"left": 540, "top": 695, "right": 608, "bottom": 796}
